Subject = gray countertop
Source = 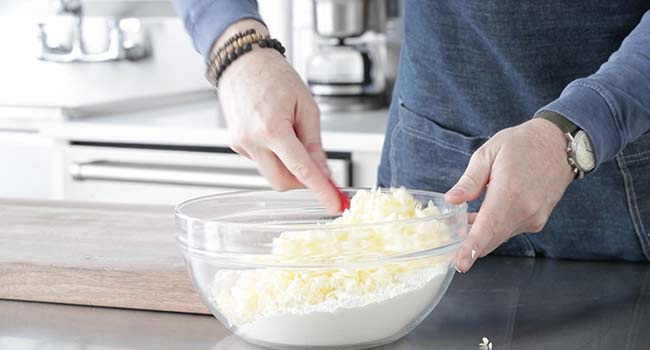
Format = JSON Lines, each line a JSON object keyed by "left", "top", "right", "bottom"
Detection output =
{"left": 3, "top": 256, "right": 649, "bottom": 350}
{"left": 40, "top": 99, "right": 389, "bottom": 152}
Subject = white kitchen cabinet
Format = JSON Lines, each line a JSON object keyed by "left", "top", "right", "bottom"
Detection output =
{"left": 0, "top": 130, "right": 55, "bottom": 199}
{"left": 352, "top": 151, "right": 382, "bottom": 189}
{"left": 39, "top": 99, "right": 387, "bottom": 206}
{"left": 61, "top": 143, "right": 354, "bottom": 205}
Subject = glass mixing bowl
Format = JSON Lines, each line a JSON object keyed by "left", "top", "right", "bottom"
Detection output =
{"left": 175, "top": 189, "right": 467, "bottom": 350}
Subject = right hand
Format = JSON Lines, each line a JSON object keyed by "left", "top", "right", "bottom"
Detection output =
{"left": 214, "top": 22, "right": 342, "bottom": 213}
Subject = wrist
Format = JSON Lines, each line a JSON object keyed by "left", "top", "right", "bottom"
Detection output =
{"left": 218, "top": 47, "right": 285, "bottom": 89}
{"left": 211, "top": 19, "right": 269, "bottom": 57}
{"left": 206, "top": 20, "right": 285, "bottom": 88}
{"left": 535, "top": 110, "right": 577, "bottom": 134}
{"left": 534, "top": 110, "right": 596, "bottom": 179}
{"left": 528, "top": 118, "right": 576, "bottom": 184}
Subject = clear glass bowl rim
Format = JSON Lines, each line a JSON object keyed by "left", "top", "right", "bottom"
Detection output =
{"left": 174, "top": 188, "right": 468, "bottom": 232}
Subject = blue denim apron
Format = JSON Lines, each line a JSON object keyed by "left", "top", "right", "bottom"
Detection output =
{"left": 377, "top": 1, "right": 650, "bottom": 261}
{"left": 378, "top": 94, "right": 650, "bottom": 261}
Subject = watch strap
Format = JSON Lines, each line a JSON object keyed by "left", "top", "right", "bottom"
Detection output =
{"left": 535, "top": 110, "right": 578, "bottom": 134}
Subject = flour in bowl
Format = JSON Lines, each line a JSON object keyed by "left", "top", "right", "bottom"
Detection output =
{"left": 208, "top": 187, "right": 453, "bottom": 347}
{"left": 213, "top": 264, "right": 449, "bottom": 347}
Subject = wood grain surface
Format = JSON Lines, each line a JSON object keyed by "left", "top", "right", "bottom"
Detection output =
{"left": 0, "top": 199, "right": 209, "bottom": 314}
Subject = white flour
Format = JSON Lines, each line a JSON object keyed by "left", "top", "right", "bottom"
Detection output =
{"left": 207, "top": 188, "right": 455, "bottom": 347}
{"left": 216, "top": 265, "right": 448, "bottom": 347}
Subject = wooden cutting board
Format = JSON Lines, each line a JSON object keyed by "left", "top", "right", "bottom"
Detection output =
{"left": 0, "top": 198, "right": 210, "bottom": 314}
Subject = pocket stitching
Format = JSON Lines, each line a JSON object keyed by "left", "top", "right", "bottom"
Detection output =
{"left": 388, "top": 119, "right": 403, "bottom": 188}
{"left": 398, "top": 102, "right": 484, "bottom": 156}
{"left": 519, "top": 234, "right": 537, "bottom": 257}
{"left": 621, "top": 152, "right": 650, "bottom": 163}
{"left": 399, "top": 124, "right": 475, "bottom": 156}
{"left": 616, "top": 154, "right": 650, "bottom": 261}
{"left": 620, "top": 132, "right": 650, "bottom": 160}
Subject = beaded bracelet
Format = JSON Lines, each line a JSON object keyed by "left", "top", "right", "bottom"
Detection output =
{"left": 206, "top": 29, "right": 286, "bottom": 88}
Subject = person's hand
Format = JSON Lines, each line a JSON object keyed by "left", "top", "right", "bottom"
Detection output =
{"left": 445, "top": 118, "right": 576, "bottom": 272}
{"left": 214, "top": 20, "right": 341, "bottom": 213}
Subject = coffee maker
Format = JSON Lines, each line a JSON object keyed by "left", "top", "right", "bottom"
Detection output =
{"left": 307, "top": 0, "right": 399, "bottom": 112}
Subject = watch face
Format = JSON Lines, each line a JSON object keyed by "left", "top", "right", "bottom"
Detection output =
{"left": 573, "top": 131, "right": 596, "bottom": 171}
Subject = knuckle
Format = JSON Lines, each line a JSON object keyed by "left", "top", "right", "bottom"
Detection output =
{"left": 269, "top": 181, "right": 291, "bottom": 191}
{"left": 260, "top": 121, "right": 281, "bottom": 139}
{"left": 519, "top": 201, "right": 538, "bottom": 219}
{"left": 471, "top": 147, "right": 494, "bottom": 169}
{"left": 288, "top": 161, "right": 312, "bottom": 181}
{"left": 267, "top": 175, "right": 299, "bottom": 191}
{"left": 528, "top": 216, "right": 547, "bottom": 233}
{"left": 251, "top": 111, "right": 283, "bottom": 140}
{"left": 492, "top": 128, "right": 512, "bottom": 141}
{"left": 472, "top": 147, "right": 489, "bottom": 162}
{"left": 462, "top": 172, "right": 482, "bottom": 190}
{"left": 305, "top": 101, "right": 321, "bottom": 118}
{"left": 303, "top": 140, "right": 323, "bottom": 154}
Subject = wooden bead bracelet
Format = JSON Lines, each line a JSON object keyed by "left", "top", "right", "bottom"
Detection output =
{"left": 206, "top": 29, "right": 286, "bottom": 88}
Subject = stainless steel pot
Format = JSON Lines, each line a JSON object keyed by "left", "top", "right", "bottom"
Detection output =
{"left": 313, "top": 0, "right": 367, "bottom": 38}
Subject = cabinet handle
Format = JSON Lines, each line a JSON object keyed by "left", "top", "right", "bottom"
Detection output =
{"left": 70, "top": 160, "right": 270, "bottom": 189}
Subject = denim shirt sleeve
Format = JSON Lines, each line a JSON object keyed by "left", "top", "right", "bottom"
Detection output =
{"left": 172, "top": 0, "right": 264, "bottom": 59}
{"left": 538, "top": 11, "right": 650, "bottom": 167}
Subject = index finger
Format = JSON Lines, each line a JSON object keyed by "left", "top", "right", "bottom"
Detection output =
{"left": 267, "top": 122, "right": 341, "bottom": 214}
{"left": 456, "top": 182, "right": 510, "bottom": 272}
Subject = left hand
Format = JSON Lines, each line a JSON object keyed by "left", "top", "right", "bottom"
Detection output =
{"left": 445, "top": 118, "right": 576, "bottom": 272}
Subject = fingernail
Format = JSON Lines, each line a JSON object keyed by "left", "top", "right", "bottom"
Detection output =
{"left": 455, "top": 265, "right": 463, "bottom": 274}
{"left": 460, "top": 255, "right": 473, "bottom": 271}
{"left": 459, "top": 247, "right": 474, "bottom": 271}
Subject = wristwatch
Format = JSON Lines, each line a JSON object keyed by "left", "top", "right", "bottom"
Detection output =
{"left": 536, "top": 110, "right": 596, "bottom": 179}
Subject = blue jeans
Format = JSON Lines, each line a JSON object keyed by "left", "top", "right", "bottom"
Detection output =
{"left": 377, "top": 97, "right": 650, "bottom": 262}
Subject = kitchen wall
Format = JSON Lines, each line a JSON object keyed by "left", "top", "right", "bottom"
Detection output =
{"left": 0, "top": 0, "right": 313, "bottom": 105}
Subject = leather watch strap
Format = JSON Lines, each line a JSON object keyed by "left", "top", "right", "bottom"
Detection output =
{"left": 535, "top": 110, "right": 578, "bottom": 134}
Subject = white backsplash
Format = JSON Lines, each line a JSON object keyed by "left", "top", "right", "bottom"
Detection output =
{"left": 0, "top": 16, "right": 211, "bottom": 110}
{"left": 0, "top": 0, "right": 317, "bottom": 111}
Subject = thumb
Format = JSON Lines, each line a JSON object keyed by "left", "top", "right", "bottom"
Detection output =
{"left": 445, "top": 149, "right": 492, "bottom": 204}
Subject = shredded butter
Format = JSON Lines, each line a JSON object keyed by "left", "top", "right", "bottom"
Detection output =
{"left": 211, "top": 187, "right": 451, "bottom": 325}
